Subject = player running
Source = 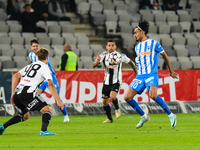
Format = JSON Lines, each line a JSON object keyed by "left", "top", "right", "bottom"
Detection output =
{"left": 0, "top": 48, "right": 65, "bottom": 135}
{"left": 93, "top": 40, "right": 137, "bottom": 123}
{"left": 124, "top": 20, "right": 178, "bottom": 129}
{"left": 29, "top": 39, "right": 69, "bottom": 122}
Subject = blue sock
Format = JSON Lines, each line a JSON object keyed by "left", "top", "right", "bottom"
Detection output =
{"left": 126, "top": 99, "right": 145, "bottom": 116}
{"left": 60, "top": 100, "right": 67, "bottom": 116}
{"left": 154, "top": 96, "right": 171, "bottom": 115}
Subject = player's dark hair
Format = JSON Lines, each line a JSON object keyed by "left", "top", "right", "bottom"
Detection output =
{"left": 30, "top": 39, "right": 39, "bottom": 45}
{"left": 37, "top": 48, "right": 49, "bottom": 61}
{"left": 137, "top": 20, "right": 150, "bottom": 35}
{"left": 107, "top": 39, "right": 116, "bottom": 44}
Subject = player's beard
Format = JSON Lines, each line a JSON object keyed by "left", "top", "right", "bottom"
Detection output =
{"left": 108, "top": 49, "right": 114, "bottom": 53}
{"left": 135, "top": 37, "right": 140, "bottom": 42}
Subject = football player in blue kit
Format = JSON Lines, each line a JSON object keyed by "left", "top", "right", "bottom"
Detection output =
{"left": 124, "top": 20, "right": 179, "bottom": 129}
{"left": 29, "top": 39, "right": 69, "bottom": 122}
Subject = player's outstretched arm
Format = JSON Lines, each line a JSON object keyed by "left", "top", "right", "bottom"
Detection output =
{"left": 93, "top": 53, "right": 101, "bottom": 68}
{"left": 11, "top": 72, "right": 22, "bottom": 105}
{"left": 47, "top": 79, "right": 65, "bottom": 110}
{"left": 160, "top": 51, "right": 179, "bottom": 79}
{"left": 128, "top": 60, "right": 137, "bottom": 74}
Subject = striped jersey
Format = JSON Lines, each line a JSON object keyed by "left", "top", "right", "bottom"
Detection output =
{"left": 17, "top": 61, "right": 52, "bottom": 93}
{"left": 135, "top": 39, "right": 164, "bottom": 75}
{"left": 99, "top": 51, "right": 130, "bottom": 85}
{"left": 29, "top": 52, "right": 55, "bottom": 75}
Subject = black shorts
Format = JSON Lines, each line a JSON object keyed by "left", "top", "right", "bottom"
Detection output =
{"left": 13, "top": 87, "right": 47, "bottom": 115}
{"left": 102, "top": 83, "right": 120, "bottom": 99}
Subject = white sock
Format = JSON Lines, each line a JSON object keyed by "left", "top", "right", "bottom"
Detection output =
{"left": 141, "top": 113, "right": 147, "bottom": 118}
{"left": 168, "top": 113, "right": 174, "bottom": 117}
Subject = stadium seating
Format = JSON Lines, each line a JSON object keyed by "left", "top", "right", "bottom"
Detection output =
{"left": 177, "top": 56, "right": 193, "bottom": 69}
{"left": 158, "top": 58, "right": 164, "bottom": 70}
{"left": 190, "top": 56, "right": 200, "bottom": 69}
{"left": 14, "top": 48, "right": 28, "bottom": 57}
{"left": 13, "top": 56, "right": 29, "bottom": 69}
{"left": 0, "top": 0, "right": 199, "bottom": 70}
{"left": 83, "top": 60, "right": 94, "bottom": 69}
{"left": 78, "top": 59, "right": 83, "bottom": 69}
{"left": 2, "top": 60, "right": 16, "bottom": 70}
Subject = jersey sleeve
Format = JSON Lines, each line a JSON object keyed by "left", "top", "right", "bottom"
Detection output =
{"left": 40, "top": 65, "right": 52, "bottom": 80}
{"left": 18, "top": 65, "right": 28, "bottom": 76}
{"left": 28, "top": 52, "right": 32, "bottom": 62}
{"left": 121, "top": 53, "right": 130, "bottom": 63}
{"left": 155, "top": 41, "right": 164, "bottom": 53}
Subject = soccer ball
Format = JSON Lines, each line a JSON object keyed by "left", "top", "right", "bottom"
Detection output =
{"left": 108, "top": 52, "right": 122, "bottom": 65}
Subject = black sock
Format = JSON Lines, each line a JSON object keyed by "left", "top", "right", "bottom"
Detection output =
{"left": 103, "top": 105, "right": 113, "bottom": 121}
{"left": 4, "top": 115, "right": 23, "bottom": 129}
{"left": 112, "top": 98, "right": 119, "bottom": 110}
{"left": 41, "top": 111, "right": 51, "bottom": 131}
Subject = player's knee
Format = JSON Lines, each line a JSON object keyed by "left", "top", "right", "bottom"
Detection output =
{"left": 149, "top": 94, "right": 157, "bottom": 100}
{"left": 110, "top": 96, "right": 116, "bottom": 101}
{"left": 45, "top": 107, "right": 52, "bottom": 114}
{"left": 22, "top": 113, "right": 30, "bottom": 121}
{"left": 40, "top": 106, "right": 52, "bottom": 114}
{"left": 124, "top": 96, "right": 129, "bottom": 101}
{"left": 22, "top": 115, "right": 29, "bottom": 121}
{"left": 102, "top": 99, "right": 109, "bottom": 105}
{"left": 124, "top": 94, "right": 132, "bottom": 102}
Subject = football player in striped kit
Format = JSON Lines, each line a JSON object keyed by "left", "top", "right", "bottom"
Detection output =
{"left": 124, "top": 20, "right": 179, "bottom": 129}
{"left": 0, "top": 48, "right": 65, "bottom": 135}
{"left": 93, "top": 40, "right": 137, "bottom": 123}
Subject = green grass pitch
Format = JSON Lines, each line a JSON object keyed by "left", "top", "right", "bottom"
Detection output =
{"left": 1, "top": 113, "right": 200, "bottom": 150}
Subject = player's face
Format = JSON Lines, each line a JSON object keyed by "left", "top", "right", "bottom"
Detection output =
{"left": 106, "top": 42, "right": 116, "bottom": 53}
{"left": 134, "top": 28, "right": 143, "bottom": 42}
{"left": 31, "top": 43, "right": 40, "bottom": 53}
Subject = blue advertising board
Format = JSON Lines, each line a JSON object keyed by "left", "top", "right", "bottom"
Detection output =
{"left": 0, "top": 72, "right": 12, "bottom": 104}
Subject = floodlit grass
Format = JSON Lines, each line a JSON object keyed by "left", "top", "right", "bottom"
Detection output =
{"left": 0, "top": 113, "right": 200, "bottom": 150}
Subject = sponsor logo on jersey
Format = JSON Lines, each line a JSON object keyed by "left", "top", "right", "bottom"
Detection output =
{"left": 22, "top": 79, "right": 30, "bottom": 82}
{"left": 106, "top": 65, "right": 119, "bottom": 68}
{"left": 137, "top": 52, "right": 151, "bottom": 56}
{"left": 133, "top": 79, "right": 142, "bottom": 83}
{"left": 145, "top": 76, "right": 154, "bottom": 83}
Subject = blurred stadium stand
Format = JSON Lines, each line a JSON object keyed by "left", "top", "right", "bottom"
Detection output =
{"left": 0, "top": 0, "right": 200, "bottom": 70}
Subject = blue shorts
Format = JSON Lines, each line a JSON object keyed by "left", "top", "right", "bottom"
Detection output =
{"left": 39, "top": 73, "right": 60, "bottom": 94}
{"left": 129, "top": 74, "right": 159, "bottom": 94}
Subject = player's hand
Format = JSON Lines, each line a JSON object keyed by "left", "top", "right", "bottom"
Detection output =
{"left": 95, "top": 53, "right": 101, "bottom": 63}
{"left": 170, "top": 71, "right": 179, "bottom": 79}
{"left": 57, "top": 101, "right": 65, "bottom": 110}
{"left": 10, "top": 94, "right": 15, "bottom": 105}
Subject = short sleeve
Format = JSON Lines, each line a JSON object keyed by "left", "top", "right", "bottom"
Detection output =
{"left": 155, "top": 41, "right": 164, "bottom": 53}
{"left": 40, "top": 65, "right": 52, "bottom": 81}
{"left": 99, "top": 52, "right": 106, "bottom": 63}
{"left": 18, "top": 65, "right": 27, "bottom": 76}
{"left": 28, "top": 52, "right": 32, "bottom": 62}
{"left": 121, "top": 53, "right": 130, "bottom": 63}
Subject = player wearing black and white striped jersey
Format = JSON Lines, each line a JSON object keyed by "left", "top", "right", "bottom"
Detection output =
{"left": 93, "top": 40, "right": 137, "bottom": 123}
{"left": 0, "top": 48, "right": 64, "bottom": 136}
{"left": 99, "top": 51, "right": 131, "bottom": 85}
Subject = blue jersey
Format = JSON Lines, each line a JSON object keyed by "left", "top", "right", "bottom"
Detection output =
{"left": 29, "top": 52, "right": 55, "bottom": 75}
{"left": 135, "top": 39, "right": 164, "bottom": 75}
{"left": 29, "top": 52, "right": 60, "bottom": 94}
